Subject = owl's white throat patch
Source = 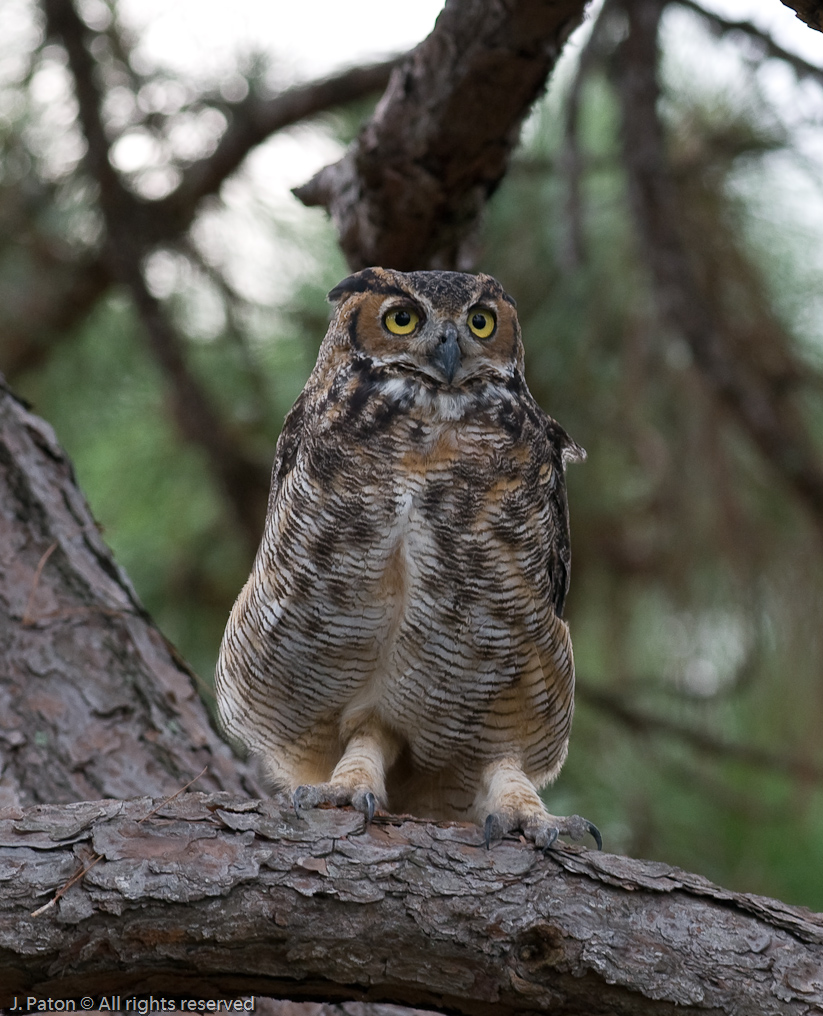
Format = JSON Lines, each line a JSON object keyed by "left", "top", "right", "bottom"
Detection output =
{"left": 377, "top": 376, "right": 414, "bottom": 404}
{"left": 374, "top": 373, "right": 472, "bottom": 421}
{"left": 426, "top": 390, "right": 471, "bottom": 421}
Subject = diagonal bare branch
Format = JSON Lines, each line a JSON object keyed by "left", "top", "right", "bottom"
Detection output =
{"left": 0, "top": 378, "right": 265, "bottom": 806}
{"left": 676, "top": 0, "right": 823, "bottom": 86}
{"left": 579, "top": 684, "right": 823, "bottom": 785}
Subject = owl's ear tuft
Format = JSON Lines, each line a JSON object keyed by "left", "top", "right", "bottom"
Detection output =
{"left": 327, "top": 268, "right": 381, "bottom": 304}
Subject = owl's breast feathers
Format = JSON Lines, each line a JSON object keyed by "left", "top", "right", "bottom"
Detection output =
{"left": 225, "top": 354, "right": 580, "bottom": 779}
{"left": 270, "top": 355, "right": 581, "bottom": 617}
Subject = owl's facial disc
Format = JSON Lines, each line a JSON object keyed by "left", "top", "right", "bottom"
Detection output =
{"left": 381, "top": 304, "right": 463, "bottom": 384}
{"left": 370, "top": 287, "right": 514, "bottom": 387}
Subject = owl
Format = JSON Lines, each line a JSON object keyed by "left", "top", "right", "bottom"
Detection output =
{"left": 216, "top": 267, "right": 599, "bottom": 851}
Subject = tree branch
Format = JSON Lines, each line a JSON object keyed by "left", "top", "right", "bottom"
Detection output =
{"left": 579, "top": 684, "right": 823, "bottom": 784}
{"left": 294, "top": 0, "right": 590, "bottom": 270}
{"left": 612, "top": 0, "right": 823, "bottom": 542}
{"left": 776, "top": 0, "right": 823, "bottom": 34}
{"left": 1, "top": 54, "right": 398, "bottom": 385}
{"left": 2, "top": 793, "right": 822, "bottom": 1013}
{"left": 42, "top": 0, "right": 272, "bottom": 551}
{"left": 148, "top": 58, "right": 401, "bottom": 244}
{"left": 676, "top": 0, "right": 823, "bottom": 87}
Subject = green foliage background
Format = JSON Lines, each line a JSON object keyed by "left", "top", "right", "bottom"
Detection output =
{"left": 9, "top": 4, "right": 823, "bottom": 909}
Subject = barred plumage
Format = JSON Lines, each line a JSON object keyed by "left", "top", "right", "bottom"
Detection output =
{"left": 216, "top": 267, "right": 599, "bottom": 849}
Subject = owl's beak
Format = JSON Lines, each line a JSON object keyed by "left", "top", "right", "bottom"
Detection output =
{"left": 430, "top": 324, "right": 461, "bottom": 383}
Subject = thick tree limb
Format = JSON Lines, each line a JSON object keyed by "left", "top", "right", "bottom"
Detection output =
{"left": 294, "top": 0, "right": 590, "bottom": 270}
{"left": 0, "top": 377, "right": 263, "bottom": 807}
{"left": 612, "top": 0, "right": 823, "bottom": 542}
{"left": 2, "top": 793, "right": 822, "bottom": 1013}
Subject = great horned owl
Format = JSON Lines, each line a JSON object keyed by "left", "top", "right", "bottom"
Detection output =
{"left": 216, "top": 267, "right": 599, "bottom": 850}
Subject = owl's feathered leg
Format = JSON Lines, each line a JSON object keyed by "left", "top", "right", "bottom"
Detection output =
{"left": 293, "top": 718, "right": 401, "bottom": 822}
{"left": 476, "top": 758, "right": 601, "bottom": 851}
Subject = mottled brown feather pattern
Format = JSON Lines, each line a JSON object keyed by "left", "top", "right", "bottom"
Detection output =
{"left": 216, "top": 267, "right": 591, "bottom": 845}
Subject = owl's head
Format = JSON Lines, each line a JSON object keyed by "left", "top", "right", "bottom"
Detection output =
{"left": 324, "top": 267, "right": 524, "bottom": 387}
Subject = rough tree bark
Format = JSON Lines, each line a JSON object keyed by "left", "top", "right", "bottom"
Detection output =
{"left": 294, "top": 0, "right": 590, "bottom": 270}
{"left": 2, "top": 795, "right": 823, "bottom": 1013}
{"left": 0, "top": 378, "right": 262, "bottom": 807}
{"left": 779, "top": 0, "right": 823, "bottom": 32}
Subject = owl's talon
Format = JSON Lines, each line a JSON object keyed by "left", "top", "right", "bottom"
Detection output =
{"left": 484, "top": 813, "right": 504, "bottom": 849}
{"left": 293, "top": 782, "right": 381, "bottom": 823}
{"left": 292, "top": 785, "right": 312, "bottom": 818}
{"left": 588, "top": 821, "right": 603, "bottom": 851}
{"left": 481, "top": 807, "right": 601, "bottom": 852}
{"left": 554, "top": 813, "right": 602, "bottom": 849}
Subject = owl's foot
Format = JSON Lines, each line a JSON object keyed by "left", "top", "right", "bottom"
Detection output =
{"left": 476, "top": 758, "right": 602, "bottom": 852}
{"left": 292, "top": 721, "right": 397, "bottom": 824}
{"left": 293, "top": 782, "right": 378, "bottom": 823}
{"left": 484, "top": 809, "right": 601, "bottom": 852}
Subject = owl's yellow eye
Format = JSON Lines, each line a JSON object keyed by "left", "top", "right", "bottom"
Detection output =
{"left": 384, "top": 307, "right": 420, "bottom": 335}
{"left": 467, "top": 307, "right": 496, "bottom": 339}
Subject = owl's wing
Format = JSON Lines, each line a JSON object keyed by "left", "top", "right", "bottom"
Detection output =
{"left": 267, "top": 389, "right": 309, "bottom": 509}
{"left": 543, "top": 417, "right": 586, "bottom": 619}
